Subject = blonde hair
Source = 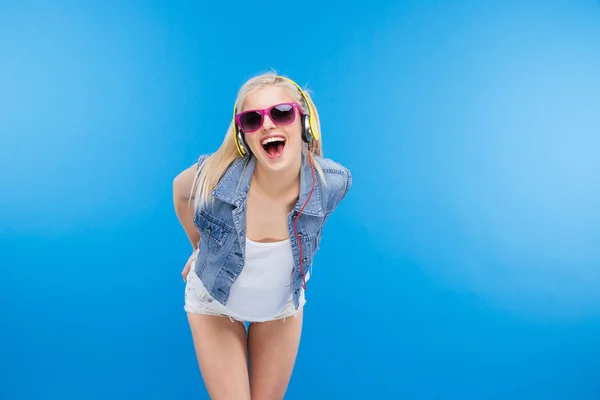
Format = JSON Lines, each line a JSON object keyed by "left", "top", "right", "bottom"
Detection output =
{"left": 191, "top": 71, "right": 325, "bottom": 210}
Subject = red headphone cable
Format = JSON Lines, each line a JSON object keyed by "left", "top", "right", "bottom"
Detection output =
{"left": 293, "top": 150, "right": 315, "bottom": 291}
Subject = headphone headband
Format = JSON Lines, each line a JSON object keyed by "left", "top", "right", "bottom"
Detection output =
{"left": 233, "top": 76, "right": 318, "bottom": 157}
{"left": 279, "top": 77, "right": 319, "bottom": 140}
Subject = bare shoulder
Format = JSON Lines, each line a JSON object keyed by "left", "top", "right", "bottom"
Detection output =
{"left": 173, "top": 154, "right": 211, "bottom": 200}
{"left": 173, "top": 163, "right": 197, "bottom": 200}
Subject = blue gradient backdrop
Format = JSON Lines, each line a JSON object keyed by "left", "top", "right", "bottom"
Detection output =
{"left": 1, "top": 1, "right": 600, "bottom": 399}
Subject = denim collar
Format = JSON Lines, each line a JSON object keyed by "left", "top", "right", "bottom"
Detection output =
{"left": 211, "top": 152, "right": 324, "bottom": 217}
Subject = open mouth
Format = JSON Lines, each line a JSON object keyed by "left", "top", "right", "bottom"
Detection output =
{"left": 261, "top": 136, "right": 286, "bottom": 159}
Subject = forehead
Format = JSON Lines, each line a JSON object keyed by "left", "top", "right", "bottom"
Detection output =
{"left": 242, "top": 85, "right": 296, "bottom": 111}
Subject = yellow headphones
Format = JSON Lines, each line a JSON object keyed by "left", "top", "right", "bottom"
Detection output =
{"left": 233, "top": 76, "right": 319, "bottom": 157}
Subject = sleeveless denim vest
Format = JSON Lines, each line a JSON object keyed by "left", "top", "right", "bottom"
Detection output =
{"left": 192, "top": 152, "right": 352, "bottom": 310}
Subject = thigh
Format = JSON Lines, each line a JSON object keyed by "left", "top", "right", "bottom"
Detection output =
{"left": 247, "top": 309, "right": 303, "bottom": 400}
{"left": 187, "top": 313, "right": 251, "bottom": 400}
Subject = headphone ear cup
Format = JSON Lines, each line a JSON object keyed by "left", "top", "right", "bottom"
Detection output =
{"left": 301, "top": 114, "right": 312, "bottom": 144}
{"left": 235, "top": 125, "right": 250, "bottom": 157}
{"left": 241, "top": 131, "right": 251, "bottom": 156}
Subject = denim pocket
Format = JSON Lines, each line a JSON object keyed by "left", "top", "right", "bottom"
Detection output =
{"left": 194, "top": 210, "right": 231, "bottom": 247}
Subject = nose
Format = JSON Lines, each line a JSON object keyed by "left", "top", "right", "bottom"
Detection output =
{"left": 261, "top": 113, "right": 276, "bottom": 131}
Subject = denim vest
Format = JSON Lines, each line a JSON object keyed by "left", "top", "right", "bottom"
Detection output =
{"left": 192, "top": 152, "right": 352, "bottom": 310}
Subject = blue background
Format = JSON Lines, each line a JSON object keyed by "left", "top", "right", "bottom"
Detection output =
{"left": 1, "top": 0, "right": 600, "bottom": 399}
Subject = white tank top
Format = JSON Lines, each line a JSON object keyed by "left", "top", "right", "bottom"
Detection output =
{"left": 223, "top": 238, "right": 296, "bottom": 321}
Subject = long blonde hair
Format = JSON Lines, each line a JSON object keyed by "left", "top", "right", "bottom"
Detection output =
{"left": 191, "top": 71, "right": 325, "bottom": 210}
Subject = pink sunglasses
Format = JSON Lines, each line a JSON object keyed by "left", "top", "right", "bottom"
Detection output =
{"left": 235, "top": 102, "right": 302, "bottom": 133}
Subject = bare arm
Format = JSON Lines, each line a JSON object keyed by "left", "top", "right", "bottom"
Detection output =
{"left": 173, "top": 163, "right": 200, "bottom": 250}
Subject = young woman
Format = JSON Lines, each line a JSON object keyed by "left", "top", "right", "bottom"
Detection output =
{"left": 173, "top": 72, "right": 352, "bottom": 399}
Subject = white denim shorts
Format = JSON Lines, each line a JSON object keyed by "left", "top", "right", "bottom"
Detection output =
{"left": 184, "top": 264, "right": 306, "bottom": 326}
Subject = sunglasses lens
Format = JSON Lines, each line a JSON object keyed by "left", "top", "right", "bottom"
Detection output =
{"left": 270, "top": 104, "right": 295, "bottom": 125}
{"left": 239, "top": 112, "right": 262, "bottom": 132}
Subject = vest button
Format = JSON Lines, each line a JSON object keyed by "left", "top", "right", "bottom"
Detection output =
{"left": 205, "top": 227, "right": 211, "bottom": 235}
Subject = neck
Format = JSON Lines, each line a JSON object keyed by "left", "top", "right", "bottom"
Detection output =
{"left": 252, "top": 153, "right": 302, "bottom": 199}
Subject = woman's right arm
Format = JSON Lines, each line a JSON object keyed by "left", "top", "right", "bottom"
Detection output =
{"left": 173, "top": 164, "right": 200, "bottom": 251}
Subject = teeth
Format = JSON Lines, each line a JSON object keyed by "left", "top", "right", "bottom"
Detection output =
{"left": 261, "top": 136, "right": 286, "bottom": 145}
